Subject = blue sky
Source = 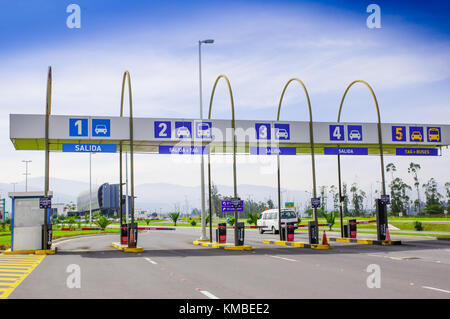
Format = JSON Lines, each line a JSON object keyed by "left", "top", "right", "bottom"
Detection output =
{"left": 0, "top": 0, "right": 449, "bottom": 208}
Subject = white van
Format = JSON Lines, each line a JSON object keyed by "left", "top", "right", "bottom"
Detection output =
{"left": 257, "top": 209, "right": 298, "bottom": 234}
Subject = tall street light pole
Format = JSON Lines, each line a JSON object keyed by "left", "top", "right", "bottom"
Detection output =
{"left": 198, "top": 39, "right": 214, "bottom": 240}
{"left": 11, "top": 182, "right": 18, "bottom": 193}
{"left": 22, "top": 160, "right": 32, "bottom": 192}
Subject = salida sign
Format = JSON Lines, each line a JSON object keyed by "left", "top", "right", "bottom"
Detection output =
{"left": 62, "top": 143, "right": 117, "bottom": 153}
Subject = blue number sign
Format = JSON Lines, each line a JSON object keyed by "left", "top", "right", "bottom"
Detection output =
{"left": 154, "top": 121, "right": 171, "bottom": 138}
{"left": 69, "top": 118, "right": 88, "bottom": 137}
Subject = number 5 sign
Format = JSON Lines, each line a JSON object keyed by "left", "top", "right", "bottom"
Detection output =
{"left": 392, "top": 126, "right": 406, "bottom": 142}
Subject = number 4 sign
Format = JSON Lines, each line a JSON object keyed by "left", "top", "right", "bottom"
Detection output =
{"left": 329, "top": 125, "right": 344, "bottom": 141}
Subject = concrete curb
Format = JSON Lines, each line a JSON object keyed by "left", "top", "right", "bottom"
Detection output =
{"left": 329, "top": 237, "right": 401, "bottom": 246}
{"left": 192, "top": 240, "right": 252, "bottom": 251}
{"left": 262, "top": 240, "right": 330, "bottom": 250}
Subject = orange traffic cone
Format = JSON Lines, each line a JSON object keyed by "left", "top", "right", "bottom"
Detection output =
{"left": 386, "top": 227, "right": 391, "bottom": 241}
{"left": 322, "top": 230, "right": 328, "bottom": 245}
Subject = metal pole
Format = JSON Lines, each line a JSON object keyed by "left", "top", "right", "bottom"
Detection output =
{"left": 337, "top": 154, "right": 344, "bottom": 237}
{"left": 277, "top": 78, "right": 318, "bottom": 243}
{"left": 89, "top": 152, "right": 92, "bottom": 224}
{"left": 337, "top": 80, "right": 386, "bottom": 237}
{"left": 277, "top": 155, "right": 282, "bottom": 240}
{"left": 125, "top": 151, "right": 129, "bottom": 224}
{"left": 199, "top": 41, "right": 207, "bottom": 240}
{"left": 22, "top": 160, "right": 32, "bottom": 192}
{"left": 119, "top": 142, "right": 123, "bottom": 238}
{"left": 207, "top": 75, "right": 237, "bottom": 245}
{"left": 44, "top": 66, "right": 52, "bottom": 250}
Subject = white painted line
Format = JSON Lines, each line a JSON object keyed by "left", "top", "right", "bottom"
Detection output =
{"left": 268, "top": 255, "right": 296, "bottom": 262}
{"left": 422, "top": 286, "right": 450, "bottom": 294}
{"left": 144, "top": 258, "right": 157, "bottom": 265}
{"left": 199, "top": 290, "right": 219, "bottom": 299}
{"left": 53, "top": 235, "right": 113, "bottom": 246}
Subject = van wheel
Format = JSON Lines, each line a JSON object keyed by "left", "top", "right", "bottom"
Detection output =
{"left": 259, "top": 228, "right": 264, "bottom": 234}
{"left": 272, "top": 226, "right": 278, "bottom": 235}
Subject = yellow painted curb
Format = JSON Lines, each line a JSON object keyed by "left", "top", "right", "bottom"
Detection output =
{"left": 3, "top": 249, "right": 56, "bottom": 255}
{"left": 311, "top": 244, "right": 330, "bottom": 250}
{"left": 274, "top": 241, "right": 286, "bottom": 245}
{"left": 357, "top": 239, "right": 373, "bottom": 245}
{"left": 124, "top": 247, "right": 144, "bottom": 253}
{"left": 3, "top": 250, "right": 36, "bottom": 255}
{"left": 224, "top": 245, "right": 253, "bottom": 251}
{"left": 111, "top": 242, "right": 125, "bottom": 250}
{"left": 336, "top": 238, "right": 351, "bottom": 243}
{"left": 193, "top": 241, "right": 252, "bottom": 250}
{"left": 290, "top": 242, "right": 306, "bottom": 248}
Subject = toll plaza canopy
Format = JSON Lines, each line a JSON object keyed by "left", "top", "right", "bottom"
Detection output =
{"left": 9, "top": 114, "right": 449, "bottom": 155}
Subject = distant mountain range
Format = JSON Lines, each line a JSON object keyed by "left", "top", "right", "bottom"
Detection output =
{"left": 0, "top": 177, "right": 310, "bottom": 213}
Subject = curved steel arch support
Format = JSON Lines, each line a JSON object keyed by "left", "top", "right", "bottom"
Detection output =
{"left": 336, "top": 80, "right": 386, "bottom": 237}
{"left": 43, "top": 66, "right": 52, "bottom": 250}
{"left": 119, "top": 71, "right": 136, "bottom": 248}
{"left": 277, "top": 78, "right": 319, "bottom": 241}
{"left": 207, "top": 75, "right": 239, "bottom": 245}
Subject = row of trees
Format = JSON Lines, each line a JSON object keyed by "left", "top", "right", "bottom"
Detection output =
{"left": 387, "top": 162, "right": 448, "bottom": 216}
{"left": 183, "top": 162, "right": 448, "bottom": 219}
{"left": 312, "top": 162, "right": 449, "bottom": 217}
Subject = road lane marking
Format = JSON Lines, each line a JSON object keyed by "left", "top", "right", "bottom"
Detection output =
{"left": 199, "top": 290, "right": 219, "bottom": 299}
{"left": 0, "top": 254, "right": 45, "bottom": 299}
{"left": 267, "top": 255, "right": 296, "bottom": 262}
{"left": 144, "top": 258, "right": 157, "bottom": 265}
{"left": 422, "top": 286, "right": 450, "bottom": 294}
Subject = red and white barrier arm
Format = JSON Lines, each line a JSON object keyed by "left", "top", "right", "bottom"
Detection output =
{"left": 348, "top": 220, "right": 376, "bottom": 225}
{"left": 138, "top": 226, "right": 176, "bottom": 231}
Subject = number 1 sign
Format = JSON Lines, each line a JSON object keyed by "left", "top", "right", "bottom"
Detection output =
{"left": 69, "top": 118, "right": 88, "bottom": 137}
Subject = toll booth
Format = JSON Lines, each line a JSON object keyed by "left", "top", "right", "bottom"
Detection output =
{"left": 348, "top": 219, "right": 357, "bottom": 238}
{"left": 308, "top": 221, "right": 319, "bottom": 244}
{"left": 236, "top": 222, "right": 245, "bottom": 246}
{"left": 8, "top": 192, "right": 53, "bottom": 251}
{"left": 281, "top": 223, "right": 295, "bottom": 242}
{"left": 216, "top": 223, "right": 226, "bottom": 243}
{"left": 376, "top": 199, "right": 388, "bottom": 240}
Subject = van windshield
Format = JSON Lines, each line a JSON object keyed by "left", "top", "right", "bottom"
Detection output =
{"left": 281, "top": 211, "right": 296, "bottom": 219}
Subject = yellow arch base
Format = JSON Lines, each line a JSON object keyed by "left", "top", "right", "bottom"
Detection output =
{"left": 262, "top": 240, "right": 330, "bottom": 250}
{"left": 110, "top": 242, "right": 144, "bottom": 253}
{"left": 192, "top": 240, "right": 252, "bottom": 251}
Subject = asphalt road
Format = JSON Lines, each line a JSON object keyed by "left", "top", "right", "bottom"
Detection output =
{"left": 8, "top": 228, "right": 450, "bottom": 299}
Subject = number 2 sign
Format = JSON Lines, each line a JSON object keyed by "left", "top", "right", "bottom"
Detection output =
{"left": 154, "top": 121, "right": 171, "bottom": 139}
